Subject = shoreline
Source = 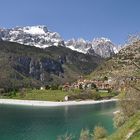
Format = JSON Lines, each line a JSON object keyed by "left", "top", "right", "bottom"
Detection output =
{"left": 0, "top": 98, "right": 118, "bottom": 107}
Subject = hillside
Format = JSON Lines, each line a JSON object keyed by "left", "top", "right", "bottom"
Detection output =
{"left": 88, "top": 40, "right": 140, "bottom": 140}
{"left": 107, "top": 112, "right": 140, "bottom": 140}
{"left": 0, "top": 40, "right": 103, "bottom": 91}
{"left": 89, "top": 40, "right": 140, "bottom": 80}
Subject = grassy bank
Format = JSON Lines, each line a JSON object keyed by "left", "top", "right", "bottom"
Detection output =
{"left": 0, "top": 89, "right": 117, "bottom": 101}
{"left": 107, "top": 112, "right": 140, "bottom": 140}
{"left": 2, "top": 89, "right": 68, "bottom": 101}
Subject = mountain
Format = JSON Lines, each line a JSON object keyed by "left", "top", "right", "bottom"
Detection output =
{"left": 89, "top": 40, "right": 140, "bottom": 80}
{"left": 65, "top": 38, "right": 92, "bottom": 54}
{"left": 0, "top": 25, "right": 65, "bottom": 48}
{"left": 0, "top": 40, "right": 103, "bottom": 91}
{"left": 65, "top": 37, "right": 118, "bottom": 58}
{"left": 0, "top": 26, "right": 118, "bottom": 58}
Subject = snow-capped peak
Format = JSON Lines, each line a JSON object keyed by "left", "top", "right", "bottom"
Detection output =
{"left": 22, "top": 25, "right": 48, "bottom": 35}
{"left": 65, "top": 38, "right": 92, "bottom": 54}
{"left": 65, "top": 37, "right": 118, "bottom": 58}
{"left": 0, "top": 25, "right": 64, "bottom": 48}
{"left": 92, "top": 37, "right": 111, "bottom": 43}
{"left": 0, "top": 25, "right": 119, "bottom": 58}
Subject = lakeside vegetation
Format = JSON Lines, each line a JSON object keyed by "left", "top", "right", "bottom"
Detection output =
{"left": 56, "top": 74, "right": 140, "bottom": 140}
{"left": 0, "top": 88, "right": 117, "bottom": 101}
{"left": 107, "top": 112, "right": 140, "bottom": 140}
{"left": 58, "top": 111, "right": 140, "bottom": 140}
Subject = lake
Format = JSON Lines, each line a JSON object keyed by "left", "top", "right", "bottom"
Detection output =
{"left": 0, "top": 101, "right": 117, "bottom": 140}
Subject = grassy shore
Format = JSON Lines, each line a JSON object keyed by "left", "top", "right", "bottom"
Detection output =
{"left": 107, "top": 112, "right": 140, "bottom": 140}
{"left": 0, "top": 89, "right": 117, "bottom": 101}
{"left": 4, "top": 89, "right": 68, "bottom": 101}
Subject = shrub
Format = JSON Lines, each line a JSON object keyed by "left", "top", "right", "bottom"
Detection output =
{"left": 91, "top": 92, "right": 101, "bottom": 100}
{"left": 103, "top": 76, "right": 108, "bottom": 81}
{"left": 57, "top": 133, "right": 74, "bottom": 140}
{"left": 79, "top": 84, "right": 83, "bottom": 90}
{"left": 50, "top": 84, "right": 59, "bottom": 90}
{"left": 79, "top": 129, "right": 90, "bottom": 140}
{"left": 91, "top": 83, "right": 97, "bottom": 89}
{"left": 113, "top": 111, "right": 126, "bottom": 128}
{"left": 45, "top": 85, "right": 50, "bottom": 90}
{"left": 58, "top": 85, "right": 63, "bottom": 90}
{"left": 19, "top": 88, "right": 26, "bottom": 98}
{"left": 68, "top": 91, "right": 101, "bottom": 101}
{"left": 93, "top": 125, "right": 108, "bottom": 140}
{"left": 8, "top": 90, "right": 17, "bottom": 97}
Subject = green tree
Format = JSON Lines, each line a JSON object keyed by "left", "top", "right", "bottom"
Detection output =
{"left": 91, "top": 83, "right": 97, "bottom": 89}
{"left": 50, "top": 84, "right": 59, "bottom": 90}
{"left": 79, "top": 84, "right": 83, "bottom": 90}
{"left": 103, "top": 76, "right": 108, "bottom": 81}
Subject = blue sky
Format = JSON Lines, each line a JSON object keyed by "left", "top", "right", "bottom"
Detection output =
{"left": 0, "top": 0, "right": 140, "bottom": 44}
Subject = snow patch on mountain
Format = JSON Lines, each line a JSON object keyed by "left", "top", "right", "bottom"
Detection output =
{"left": 65, "top": 38, "right": 92, "bottom": 54}
{"left": 0, "top": 25, "right": 119, "bottom": 58}
{"left": 65, "top": 37, "right": 118, "bottom": 58}
{"left": 23, "top": 26, "right": 47, "bottom": 35}
{"left": 0, "top": 25, "right": 64, "bottom": 48}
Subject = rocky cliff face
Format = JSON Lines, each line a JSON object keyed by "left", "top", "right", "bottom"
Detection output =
{"left": 0, "top": 41, "right": 103, "bottom": 89}
{"left": 12, "top": 56, "right": 64, "bottom": 82}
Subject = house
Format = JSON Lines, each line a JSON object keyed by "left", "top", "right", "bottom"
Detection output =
{"left": 62, "top": 83, "right": 71, "bottom": 91}
{"left": 64, "top": 95, "right": 69, "bottom": 101}
{"left": 40, "top": 86, "right": 45, "bottom": 90}
{"left": 69, "top": 78, "right": 113, "bottom": 91}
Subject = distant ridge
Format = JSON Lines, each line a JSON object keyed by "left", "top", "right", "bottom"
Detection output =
{"left": 0, "top": 25, "right": 118, "bottom": 58}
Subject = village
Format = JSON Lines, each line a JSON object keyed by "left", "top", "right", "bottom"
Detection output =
{"left": 62, "top": 76, "right": 113, "bottom": 92}
{"left": 62, "top": 75, "right": 140, "bottom": 93}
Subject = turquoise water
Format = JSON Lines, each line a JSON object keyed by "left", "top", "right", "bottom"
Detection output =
{"left": 0, "top": 101, "right": 117, "bottom": 140}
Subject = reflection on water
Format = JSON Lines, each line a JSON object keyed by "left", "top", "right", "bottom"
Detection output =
{"left": 0, "top": 101, "right": 117, "bottom": 140}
